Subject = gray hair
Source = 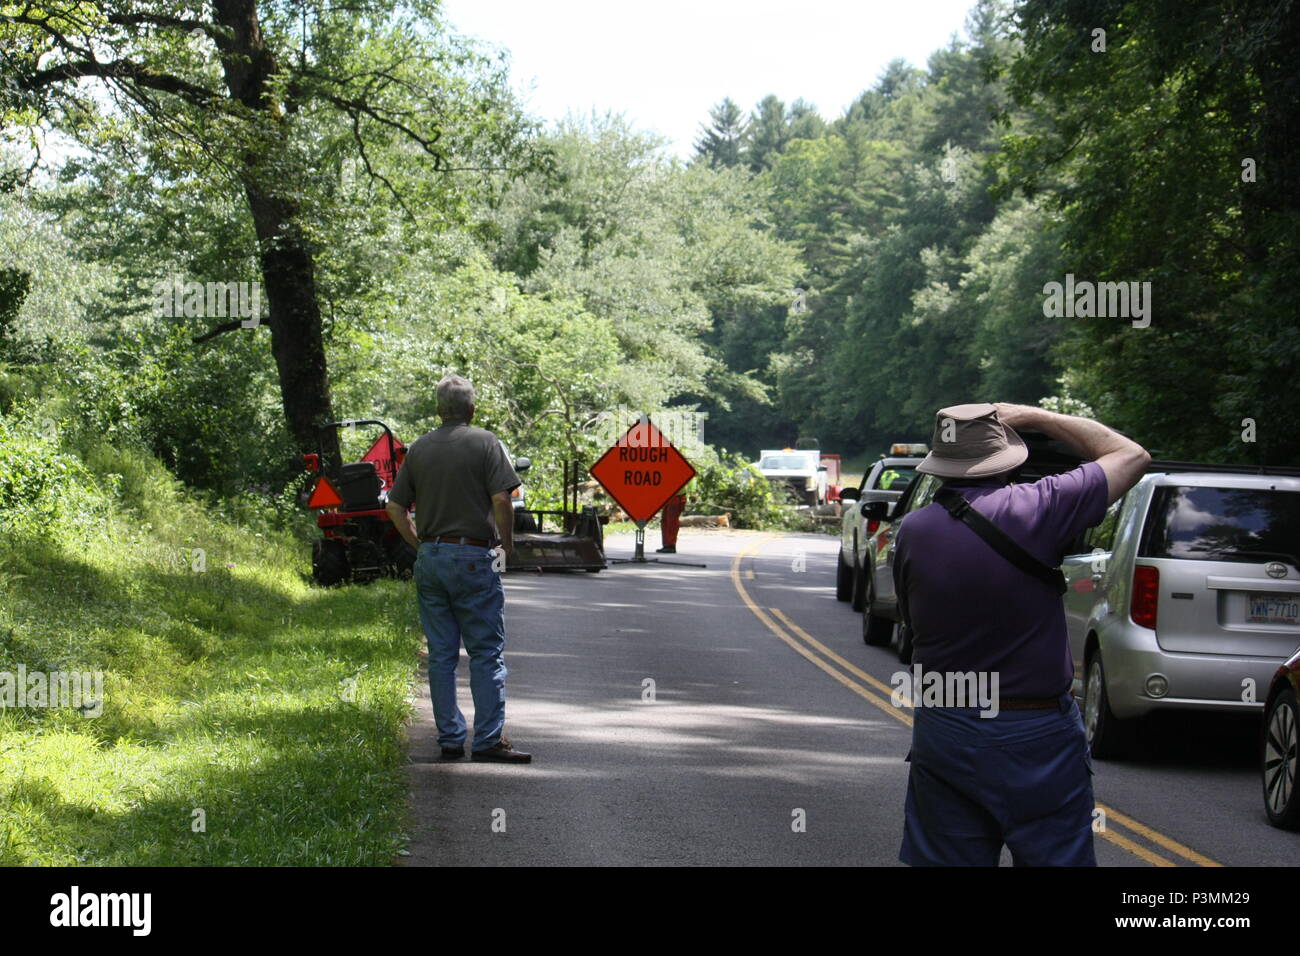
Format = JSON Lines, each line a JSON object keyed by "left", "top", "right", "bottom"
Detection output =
{"left": 436, "top": 374, "right": 475, "bottom": 421}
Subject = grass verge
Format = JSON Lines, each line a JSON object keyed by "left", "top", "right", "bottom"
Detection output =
{"left": 0, "top": 435, "right": 421, "bottom": 865}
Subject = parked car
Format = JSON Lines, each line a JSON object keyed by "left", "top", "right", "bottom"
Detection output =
{"left": 1062, "top": 463, "right": 1300, "bottom": 757}
{"left": 857, "top": 431, "right": 1087, "bottom": 661}
{"left": 837, "top": 448, "right": 925, "bottom": 608}
{"left": 1262, "top": 646, "right": 1300, "bottom": 829}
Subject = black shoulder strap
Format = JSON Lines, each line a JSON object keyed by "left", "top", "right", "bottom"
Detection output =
{"left": 933, "top": 488, "right": 1067, "bottom": 595}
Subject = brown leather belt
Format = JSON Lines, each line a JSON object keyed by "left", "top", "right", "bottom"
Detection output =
{"left": 422, "top": 535, "right": 491, "bottom": 547}
{"left": 998, "top": 697, "right": 1066, "bottom": 710}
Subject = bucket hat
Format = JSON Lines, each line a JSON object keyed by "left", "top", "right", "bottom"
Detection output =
{"left": 914, "top": 403, "right": 1027, "bottom": 478}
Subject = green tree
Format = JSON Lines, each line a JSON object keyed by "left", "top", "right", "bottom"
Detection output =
{"left": 745, "top": 94, "right": 790, "bottom": 171}
{"left": 1, "top": 0, "right": 540, "bottom": 462}
{"left": 693, "top": 97, "right": 747, "bottom": 169}
{"left": 999, "top": 0, "right": 1300, "bottom": 462}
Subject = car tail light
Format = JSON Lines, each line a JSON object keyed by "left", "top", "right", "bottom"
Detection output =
{"left": 1131, "top": 565, "right": 1159, "bottom": 629}
{"left": 866, "top": 519, "right": 880, "bottom": 535}
{"left": 303, "top": 453, "right": 319, "bottom": 473}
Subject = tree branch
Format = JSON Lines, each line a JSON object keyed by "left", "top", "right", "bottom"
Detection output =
{"left": 26, "top": 58, "right": 223, "bottom": 107}
{"left": 192, "top": 320, "right": 245, "bottom": 344}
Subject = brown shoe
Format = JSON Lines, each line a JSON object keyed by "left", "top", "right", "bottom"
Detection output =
{"left": 471, "top": 736, "right": 532, "bottom": 763}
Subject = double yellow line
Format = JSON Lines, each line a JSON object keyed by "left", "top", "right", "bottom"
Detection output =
{"left": 730, "top": 535, "right": 1220, "bottom": 868}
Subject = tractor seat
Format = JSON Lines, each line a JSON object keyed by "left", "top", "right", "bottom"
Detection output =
{"left": 337, "top": 462, "right": 383, "bottom": 511}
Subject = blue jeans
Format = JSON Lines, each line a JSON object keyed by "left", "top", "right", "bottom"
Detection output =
{"left": 900, "top": 692, "right": 1097, "bottom": 866}
{"left": 413, "top": 542, "right": 508, "bottom": 752}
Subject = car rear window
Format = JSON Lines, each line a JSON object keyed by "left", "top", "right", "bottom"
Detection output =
{"left": 1139, "top": 486, "right": 1300, "bottom": 565}
{"left": 872, "top": 466, "right": 917, "bottom": 491}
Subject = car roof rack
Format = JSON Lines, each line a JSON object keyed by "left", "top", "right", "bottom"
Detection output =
{"left": 1147, "top": 460, "right": 1300, "bottom": 478}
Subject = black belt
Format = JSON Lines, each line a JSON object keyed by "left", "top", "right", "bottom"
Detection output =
{"left": 422, "top": 535, "right": 491, "bottom": 547}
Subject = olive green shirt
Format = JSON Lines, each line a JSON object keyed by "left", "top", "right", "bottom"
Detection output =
{"left": 388, "top": 422, "right": 520, "bottom": 544}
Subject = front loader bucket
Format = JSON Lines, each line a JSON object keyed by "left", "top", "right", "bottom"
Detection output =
{"left": 506, "top": 504, "right": 605, "bottom": 572}
{"left": 508, "top": 532, "right": 605, "bottom": 571}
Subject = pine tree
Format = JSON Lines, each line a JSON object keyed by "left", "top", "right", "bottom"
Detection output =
{"left": 693, "top": 98, "right": 747, "bottom": 168}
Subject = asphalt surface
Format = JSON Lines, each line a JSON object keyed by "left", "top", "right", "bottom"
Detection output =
{"left": 401, "top": 529, "right": 1298, "bottom": 866}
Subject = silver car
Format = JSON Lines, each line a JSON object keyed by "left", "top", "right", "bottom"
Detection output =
{"left": 1063, "top": 466, "right": 1300, "bottom": 757}
{"left": 837, "top": 455, "right": 922, "bottom": 610}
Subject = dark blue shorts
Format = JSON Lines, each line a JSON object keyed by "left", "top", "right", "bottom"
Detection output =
{"left": 900, "top": 692, "right": 1097, "bottom": 867}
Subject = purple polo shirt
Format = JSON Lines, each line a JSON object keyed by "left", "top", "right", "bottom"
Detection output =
{"left": 892, "top": 462, "right": 1108, "bottom": 698}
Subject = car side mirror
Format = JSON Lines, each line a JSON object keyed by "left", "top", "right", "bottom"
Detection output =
{"left": 514, "top": 457, "right": 531, "bottom": 473}
{"left": 839, "top": 487, "right": 860, "bottom": 502}
{"left": 862, "top": 500, "right": 889, "bottom": 521}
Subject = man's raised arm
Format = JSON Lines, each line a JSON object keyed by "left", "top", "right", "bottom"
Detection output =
{"left": 994, "top": 403, "right": 1151, "bottom": 505}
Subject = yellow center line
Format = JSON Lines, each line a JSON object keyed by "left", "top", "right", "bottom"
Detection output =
{"left": 770, "top": 607, "right": 911, "bottom": 704}
{"left": 1095, "top": 802, "right": 1221, "bottom": 867}
{"left": 729, "top": 537, "right": 910, "bottom": 723}
{"left": 1094, "top": 825, "right": 1177, "bottom": 867}
{"left": 731, "top": 535, "right": 1221, "bottom": 868}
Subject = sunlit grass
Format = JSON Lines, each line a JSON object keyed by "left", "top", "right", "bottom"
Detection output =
{"left": 0, "top": 436, "right": 421, "bottom": 865}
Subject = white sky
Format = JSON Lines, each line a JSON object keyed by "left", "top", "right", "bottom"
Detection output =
{"left": 440, "top": 0, "right": 980, "bottom": 158}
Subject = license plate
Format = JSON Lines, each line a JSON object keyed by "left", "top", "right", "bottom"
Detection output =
{"left": 1247, "top": 593, "right": 1300, "bottom": 625}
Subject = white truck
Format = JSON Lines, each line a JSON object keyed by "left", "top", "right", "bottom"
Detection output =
{"left": 756, "top": 446, "right": 827, "bottom": 507}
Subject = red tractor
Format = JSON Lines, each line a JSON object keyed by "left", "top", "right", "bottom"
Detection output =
{"left": 303, "top": 419, "right": 415, "bottom": 586}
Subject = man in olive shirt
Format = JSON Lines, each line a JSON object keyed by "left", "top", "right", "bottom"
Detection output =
{"left": 386, "top": 374, "right": 531, "bottom": 763}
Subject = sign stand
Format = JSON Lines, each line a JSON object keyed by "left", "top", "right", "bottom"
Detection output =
{"left": 589, "top": 414, "right": 707, "bottom": 570}
{"left": 605, "top": 519, "right": 707, "bottom": 569}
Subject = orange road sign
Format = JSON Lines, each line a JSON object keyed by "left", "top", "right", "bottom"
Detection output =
{"left": 589, "top": 418, "right": 696, "bottom": 524}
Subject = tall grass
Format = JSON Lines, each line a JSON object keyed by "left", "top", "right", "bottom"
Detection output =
{"left": 0, "top": 401, "right": 421, "bottom": 865}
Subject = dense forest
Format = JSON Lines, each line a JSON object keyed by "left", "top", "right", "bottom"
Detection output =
{"left": 2, "top": 0, "right": 1296, "bottom": 517}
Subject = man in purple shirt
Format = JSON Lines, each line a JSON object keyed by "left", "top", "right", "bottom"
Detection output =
{"left": 893, "top": 402, "right": 1149, "bottom": 866}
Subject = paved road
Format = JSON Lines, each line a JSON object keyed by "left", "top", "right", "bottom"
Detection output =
{"left": 402, "top": 530, "right": 1297, "bottom": 866}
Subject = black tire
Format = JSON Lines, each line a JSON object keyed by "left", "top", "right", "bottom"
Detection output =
{"left": 836, "top": 550, "right": 852, "bottom": 601}
{"left": 850, "top": 545, "right": 866, "bottom": 613}
{"left": 862, "top": 577, "right": 894, "bottom": 647}
{"left": 514, "top": 510, "right": 537, "bottom": 533}
{"left": 1263, "top": 684, "right": 1300, "bottom": 829}
{"left": 1083, "top": 651, "right": 1134, "bottom": 759}
{"left": 895, "top": 623, "right": 913, "bottom": 664}
{"left": 312, "top": 538, "right": 350, "bottom": 587}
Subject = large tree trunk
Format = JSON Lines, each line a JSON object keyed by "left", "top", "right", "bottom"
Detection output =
{"left": 244, "top": 186, "right": 338, "bottom": 464}
{"left": 212, "top": 0, "right": 339, "bottom": 465}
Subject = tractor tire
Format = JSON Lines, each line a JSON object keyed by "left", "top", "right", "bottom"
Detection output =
{"left": 312, "top": 538, "right": 350, "bottom": 587}
{"left": 514, "top": 510, "right": 538, "bottom": 533}
{"left": 386, "top": 535, "right": 417, "bottom": 580}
